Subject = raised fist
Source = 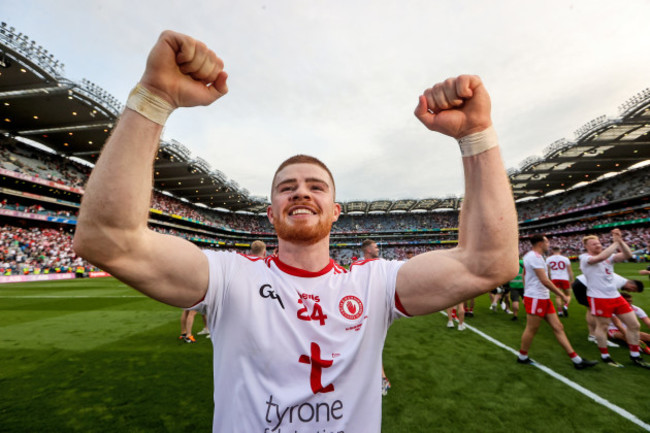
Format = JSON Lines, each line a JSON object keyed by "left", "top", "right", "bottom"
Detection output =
{"left": 414, "top": 75, "right": 492, "bottom": 139}
{"left": 139, "top": 30, "right": 228, "bottom": 109}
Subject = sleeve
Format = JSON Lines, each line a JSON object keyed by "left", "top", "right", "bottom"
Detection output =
{"left": 531, "top": 254, "right": 546, "bottom": 270}
{"left": 190, "top": 250, "right": 235, "bottom": 322}
{"left": 383, "top": 259, "right": 408, "bottom": 324}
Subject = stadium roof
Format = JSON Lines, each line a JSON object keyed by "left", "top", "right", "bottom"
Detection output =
{"left": 1, "top": 22, "right": 649, "bottom": 214}
{"left": 507, "top": 91, "right": 650, "bottom": 199}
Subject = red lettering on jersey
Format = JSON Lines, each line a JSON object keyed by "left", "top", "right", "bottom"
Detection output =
{"left": 299, "top": 342, "right": 334, "bottom": 394}
{"left": 296, "top": 296, "right": 328, "bottom": 325}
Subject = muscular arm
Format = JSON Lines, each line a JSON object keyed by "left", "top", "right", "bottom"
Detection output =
{"left": 586, "top": 243, "right": 619, "bottom": 265}
{"left": 73, "top": 31, "right": 228, "bottom": 307}
{"left": 396, "top": 75, "right": 518, "bottom": 315}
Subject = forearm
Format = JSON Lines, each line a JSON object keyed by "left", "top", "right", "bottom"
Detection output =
{"left": 543, "top": 278, "right": 563, "bottom": 298}
{"left": 457, "top": 146, "right": 519, "bottom": 283}
{"left": 617, "top": 239, "right": 633, "bottom": 260}
{"left": 75, "top": 109, "right": 162, "bottom": 264}
{"left": 588, "top": 243, "right": 619, "bottom": 264}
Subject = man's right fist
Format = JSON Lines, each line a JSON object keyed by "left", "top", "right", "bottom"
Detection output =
{"left": 140, "top": 30, "right": 228, "bottom": 109}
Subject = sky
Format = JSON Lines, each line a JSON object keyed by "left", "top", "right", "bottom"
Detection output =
{"left": 4, "top": 0, "right": 650, "bottom": 203}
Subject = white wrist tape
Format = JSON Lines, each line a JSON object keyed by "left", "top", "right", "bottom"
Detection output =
{"left": 125, "top": 83, "right": 175, "bottom": 125}
{"left": 457, "top": 125, "right": 498, "bottom": 157}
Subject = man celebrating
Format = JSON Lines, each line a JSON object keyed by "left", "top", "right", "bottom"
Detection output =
{"left": 517, "top": 235, "right": 596, "bottom": 369}
{"left": 580, "top": 230, "right": 650, "bottom": 368}
{"left": 74, "top": 31, "right": 518, "bottom": 432}
{"left": 546, "top": 246, "right": 574, "bottom": 317}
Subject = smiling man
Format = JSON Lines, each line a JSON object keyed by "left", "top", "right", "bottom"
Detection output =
{"left": 74, "top": 30, "right": 519, "bottom": 432}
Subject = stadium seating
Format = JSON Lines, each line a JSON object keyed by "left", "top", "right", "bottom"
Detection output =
{"left": 1, "top": 135, "right": 648, "bottom": 273}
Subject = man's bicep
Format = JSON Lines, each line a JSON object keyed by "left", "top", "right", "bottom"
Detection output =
{"left": 395, "top": 249, "right": 490, "bottom": 316}
{"left": 107, "top": 230, "right": 209, "bottom": 308}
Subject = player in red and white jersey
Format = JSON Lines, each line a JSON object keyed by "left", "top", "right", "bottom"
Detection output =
{"left": 517, "top": 235, "right": 596, "bottom": 369}
{"left": 546, "top": 246, "right": 574, "bottom": 317}
{"left": 73, "top": 31, "right": 519, "bottom": 431}
{"left": 580, "top": 230, "right": 650, "bottom": 369}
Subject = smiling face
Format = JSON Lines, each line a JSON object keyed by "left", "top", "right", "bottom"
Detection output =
{"left": 267, "top": 162, "right": 341, "bottom": 246}
{"left": 585, "top": 238, "right": 603, "bottom": 255}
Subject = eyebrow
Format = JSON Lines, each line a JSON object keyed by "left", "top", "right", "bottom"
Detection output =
{"left": 274, "top": 177, "right": 330, "bottom": 190}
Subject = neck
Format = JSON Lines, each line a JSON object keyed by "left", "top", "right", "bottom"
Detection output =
{"left": 277, "top": 235, "right": 331, "bottom": 272}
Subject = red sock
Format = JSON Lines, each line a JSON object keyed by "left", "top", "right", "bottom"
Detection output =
{"left": 568, "top": 352, "right": 577, "bottom": 358}
{"left": 599, "top": 347, "right": 609, "bottom": 355}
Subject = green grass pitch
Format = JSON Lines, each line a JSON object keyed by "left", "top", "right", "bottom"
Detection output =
{"left": 1, "top": 262, "right": 649, "bottom": 432}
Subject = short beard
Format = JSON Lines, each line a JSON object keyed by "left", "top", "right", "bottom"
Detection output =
{"left": 274, "top": 216, "right": 332, "bottom": 246}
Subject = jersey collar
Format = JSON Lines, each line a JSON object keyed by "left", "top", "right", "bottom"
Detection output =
{"left": 268, "top": 255, "right": 335, "bottom": 278}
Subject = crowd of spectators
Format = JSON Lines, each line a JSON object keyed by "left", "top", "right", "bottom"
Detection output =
{"left": 516, "top": 167, "right": 650, "bottom": 222}
{"left": 0, "top": 141, "right": 90, "bottom": 189}
{"left": 1, "top": 138, "right": 649, "bottom": 274}
{"left": 0, "top": 224, "right": 91, "bottom": 274}
{"left": 332, "top": 212, "right": 458, "bottom": 233}
{"left": 519, "top": 226, "right": 649, "bottom": 259}
{"left": 0, "top": 200, "right": 77, "bottom": 218}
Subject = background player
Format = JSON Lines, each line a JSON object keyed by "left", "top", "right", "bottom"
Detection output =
{"left": 546, "top": 246, "right": 574, "bottom": 317}
{"left": 517, "top": 234, "right": 596, "bottom": 370}
{"left": 580, "top": 230, "right": 650, "bottom": 369}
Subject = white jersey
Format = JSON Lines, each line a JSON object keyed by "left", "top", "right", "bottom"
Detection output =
{"left": 546, "top": 254, "right": 571, "bottom": 281}
{"left": 579, "top": 253, "right": 618, "bottom": 299}
{"left": 523, "top": 250, "right": 549, "bottom": 299}
{"left": 576, "top": 273, "right": 627, "bottom": 289}
{"left": 193, "top": 251, "right": 407, "bottom": 433}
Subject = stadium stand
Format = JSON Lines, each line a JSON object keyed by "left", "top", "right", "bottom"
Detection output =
{"left": 0, "top": 22, "right": 648, "bottom": 275}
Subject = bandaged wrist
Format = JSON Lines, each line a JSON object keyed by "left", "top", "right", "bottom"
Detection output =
{"left": 457, "top": 126, "right": 498, "bottom": 157}
{"left": 125, "top": 83, "right": 175, "bottom": 125}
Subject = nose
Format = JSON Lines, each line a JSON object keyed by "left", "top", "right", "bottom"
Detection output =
{"left": 291, "top": 183, "right": 311, "bottom": 201}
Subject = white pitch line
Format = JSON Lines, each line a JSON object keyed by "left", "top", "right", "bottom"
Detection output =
{"left": 445, "top": 313, "right": 650, "bottom": 431}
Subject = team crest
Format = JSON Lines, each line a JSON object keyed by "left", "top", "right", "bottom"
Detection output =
{"left": 339, "top": 295, "right": 363, "bottom": 320}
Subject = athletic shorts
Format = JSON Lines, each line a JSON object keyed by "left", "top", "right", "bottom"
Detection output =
{"left": 572, "top": 280, "right": 588, "bottom": 307}
{"left": 524, "top": 296, "right": 556, "bottom": 317}
{"left": 552, "top": 279, "right": 570, "bottom": 290}
{"left": 510, "top": 288, "right": 523, "bottom": 302}
{"left": 588, "top": 296, "right": 633, "bottom": 318}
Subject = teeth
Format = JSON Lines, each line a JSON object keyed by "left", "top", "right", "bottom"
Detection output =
{"left": 291, "top": 208, "right": 313, "bottom": 215}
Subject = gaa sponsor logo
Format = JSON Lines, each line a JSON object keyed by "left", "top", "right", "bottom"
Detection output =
{"left": 338, "top": 295, "right": 363, "bottom": 320}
